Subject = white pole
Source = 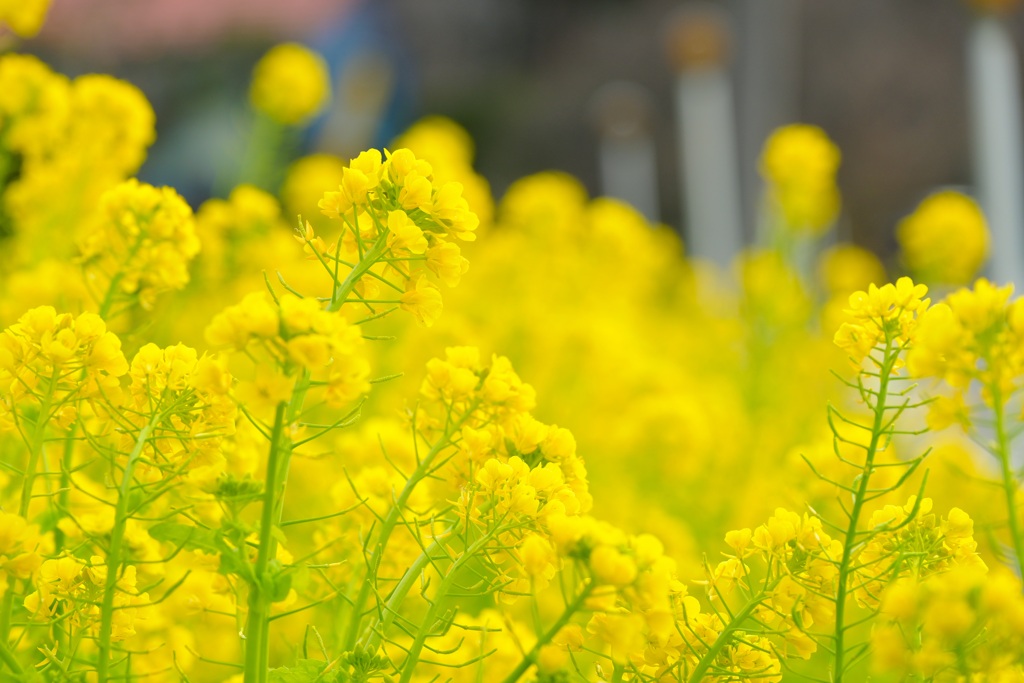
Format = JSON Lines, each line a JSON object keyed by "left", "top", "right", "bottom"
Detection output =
{"left": 967, "top": 13, "right": 1024, "bottom": 287}
{"left": 590, "top": 82, "right": 660, "bottom": 222}
{"left": 666, "top": 5, "right": 744, "bottom": 267}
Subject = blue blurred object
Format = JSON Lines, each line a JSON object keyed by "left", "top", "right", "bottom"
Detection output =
{"left": 140, "top": 0, "right": 415, "bottom": 205}
{"left": 308, "top": 0, "right": 417, "bottom": 156}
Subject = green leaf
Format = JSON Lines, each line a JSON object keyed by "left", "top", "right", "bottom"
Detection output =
{"left": 268, "top": 659, "right": 330, "bottom": 683}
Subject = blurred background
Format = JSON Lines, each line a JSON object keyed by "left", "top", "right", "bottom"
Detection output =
{"left": 14, "top": 0, "right": 1022, "bottom": 259}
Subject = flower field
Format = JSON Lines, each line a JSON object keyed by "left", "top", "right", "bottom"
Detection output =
{"left": 1, "top": 3, "right": 1024, "bottom": 683}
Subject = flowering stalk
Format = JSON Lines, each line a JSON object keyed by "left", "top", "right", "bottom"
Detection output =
{"left": 96, "top": 417, "right": 158, "bottom": 683}
{"left": 342, "top": 401, "right": 479, "bottom": 652}
{"left": 243, "top": 402, "right": 286, "bottom": 683}
{"left": 500, "top": 580, "right": 594, "bottom": 683}
{"left": 831, "top": 337, "right": 896, "bottom": 683}
{"left": 396, "top": 529, "right": 506, "bottom": 683}
{"left": 686, "top": 593, "right": 767, "bottom": 683}
{"left": 828, "top": 277, "right": 934, "bottom": 681}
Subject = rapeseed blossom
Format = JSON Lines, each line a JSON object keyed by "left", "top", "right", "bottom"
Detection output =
{"left": 760, "top": 123, "right": 841, "bottom": 234}
{"left": 897, "top": 190, "right": 990, "bottom": 285}
{"left": 249, "top": 43, "right": 331, "bottom": 126}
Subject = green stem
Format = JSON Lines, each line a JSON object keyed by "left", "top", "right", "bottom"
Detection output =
{"left": 0, "top": 636, "right": 23, "bottom": 675}
{"left": 327, "top": 233, "right": 390, "bottom": 313}
{"left": 342, "top": 405, "right": 478, "bottom": 652}
{"left": 832, "top": 338, "right": 895, "bottom": 683}
{"left": 686, "top": 593, "right": 767, "bottom": 683}
{"left": 243, "top": 401, "right": 288, "bottom": 683}
{"left": 96, "top": 417, "right": 158, "bottom": 683}
{"left": 991, "top": 385, "right": 1024, "bottom": 576}
{"left": 397, "top": 533, "right": 498, "bottom": 683}
{"left": 0, "top": 369, "right": 58, "bottom": 643}
{"left": 18, "top": 369, "right": 58, "bottom": 518}
{"left": 499, "top": 581, "right": 594, "bottom": 683}
{"left": 363, "top": 539, "right": 441, "bottom": 652}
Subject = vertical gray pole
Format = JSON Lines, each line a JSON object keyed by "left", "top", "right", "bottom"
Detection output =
{"left": 968, "top": 12, "right": 1024, "bottom": 286}
{"left": 666, "top": 5, "right": 745, "bottom": 267}
{"left": 731, "top": 0, "right": 802, "bottom": 242}
{"left": 590, "top": 82, "right": 660, "bottom": 222}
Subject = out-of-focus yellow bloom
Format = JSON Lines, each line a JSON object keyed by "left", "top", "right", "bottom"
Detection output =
{"left": 873, "top": 567, "right": 1024, "bottom": 680}
{"left": 0, "top": 0, "right": 51, "bottom": 37}
{"left": 897, "top": 190, "right": 990, "bottom": 285}
{"left": 0, "top": 54, "right": 69, "bottom": 159}
{"left": 78, "top": 179, "right": 199, "bottom": 311}
{"left": 817, "top": 243, "right": 886, "bottom": 297}
{"left": 249, "top": 43, "right": 331, "bottom": 126}
{"left": 760, "top": 124, "right": 841, "bottom": 235}
{"left": 281, "top": 153, "right": 346, "bottom": 230}
{"left": 909, "top": 279, "right": 1024, "bottom": 405}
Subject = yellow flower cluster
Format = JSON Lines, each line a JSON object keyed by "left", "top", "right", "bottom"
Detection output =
{"left": 0, "top": 54, "right": 68, "bottom": 160}
{"left": 873, "top": 568, "right": 1024, "bottom": 680}
{"left": 79, "top": 179, "right": 200, "bottom": 313}
{"left": 249, "top": 43, "right": 331, "bottom": 126}
{"left": 897, "top": 190, "right": 990, "bottom": 285}
{"left": 834, "top": 276, "right": 930, "bottom": 365}
{"left": 716, "top": 509, "right": 842, "bottom": 659}
{"left": 123, "top": 343, "right": 236, "bottom": 486}
{"left": 206, "top": 291, "right": 369, "bottom": 410}
{"left": 24, "top": 555, "right": 150, "bottom": 643}
{"left": 759, "top": 124, "right": 841, "bottom": 234}
{"left": 0, "top": 306, "right": 127, "bottom": 432}
{"left": 311, "top": 147, "right": 477, "bottom": 325}
{"left": 854, "top": 497, "right": 985, "bottom": 608}
{"left": 0, "top": 55, "right": 155, "bottom": 271}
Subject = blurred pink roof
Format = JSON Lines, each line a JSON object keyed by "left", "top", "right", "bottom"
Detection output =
{"left": 36, "top": 0, "right": 355, "bottom": 58}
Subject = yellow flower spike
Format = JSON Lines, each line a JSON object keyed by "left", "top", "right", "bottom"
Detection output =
{"left": 835, "top": 277, "right": 930, "bottom": 366}
{"left": 249, "top": 43, "right": 331, "bottom": 126}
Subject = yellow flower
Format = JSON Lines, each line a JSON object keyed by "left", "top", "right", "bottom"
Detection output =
{"left": 426, "top": 242, "right": 469, "bottom": 287}
{"left": 235, "top": 367, "right": 295, "bottom": 416}
{"left": 386, "top": 210, "right": 427, "bottom": 254}
{"left": 0, "top": 0, "right": 51, "bottom": 37}
{"left": 400, "top": 275, "right": 443, "bottom": 327}
{"left": 249, "top": 43, "right": 331, "bottom": 126}
{"left": 898, "top": 191, "right": 989, "bottom": 285}
{"left": 589, "top": 544, "right": 638, "bottom": 586}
